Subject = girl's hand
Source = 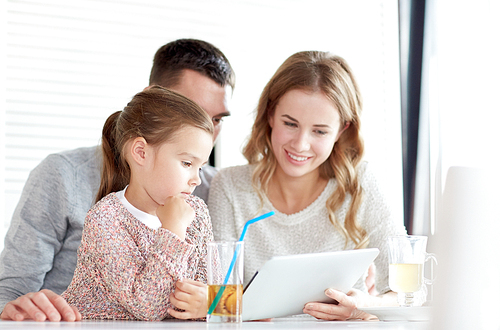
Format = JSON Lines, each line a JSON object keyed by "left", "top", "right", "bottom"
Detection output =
{"left": 157, "top": 195, "right": 195, "bottom": 240}
{"left": 302, "top": 288, "right": 377, "bottom": 321}
{"left": 168, "top": 279, "right": 208, "bottom": 320}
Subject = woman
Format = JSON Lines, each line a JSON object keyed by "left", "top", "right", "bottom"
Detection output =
{"left": 208, "top": 51, "right": 406, "bottom": 320}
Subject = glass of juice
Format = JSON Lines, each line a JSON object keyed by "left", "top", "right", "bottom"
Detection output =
{"left": 207, "top": 241, "right": 244, "bottom": 322}
{"left": 388, "top": 235, "right": 437, "bottom": 307}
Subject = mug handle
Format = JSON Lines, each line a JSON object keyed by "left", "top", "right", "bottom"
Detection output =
{"left": 424, "top": 252, "right": 438, "bottom": 285}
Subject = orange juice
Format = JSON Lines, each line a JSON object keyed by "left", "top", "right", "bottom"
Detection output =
{"left": 207, "top": 284, "right": 243, "bottom": 321}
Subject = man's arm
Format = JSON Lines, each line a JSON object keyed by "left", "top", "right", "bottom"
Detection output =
{"left": 0, "top": 154, "right": 76, "bottom": 311}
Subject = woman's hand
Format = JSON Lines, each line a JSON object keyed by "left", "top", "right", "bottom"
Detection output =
{"left": 302, "top": 288, "right": 378, "bottom": 321}
{"left": 365, "top": 263, "right": 379, "bottom": 296}
{"left": 0, "top": 289, "right": 81, "bottom": 322}
{"left": 168, "top": 279, "right": 207, "bottom": 320}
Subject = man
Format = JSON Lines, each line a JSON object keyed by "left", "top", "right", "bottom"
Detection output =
{"left": 0, "top": 38, "right": 235, "bottom": 321}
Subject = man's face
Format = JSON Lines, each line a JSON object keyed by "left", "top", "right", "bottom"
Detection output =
{"left": 169, "top": 69, "right": 231, "bottom": 142}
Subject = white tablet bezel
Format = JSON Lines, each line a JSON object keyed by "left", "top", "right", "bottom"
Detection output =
{"left": 242, "top": 248, "right": 380, "bottom": 321}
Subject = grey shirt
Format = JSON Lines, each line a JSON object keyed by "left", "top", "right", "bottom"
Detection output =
{"left": 0, "top": 145, "right": 216, "bottom": 311}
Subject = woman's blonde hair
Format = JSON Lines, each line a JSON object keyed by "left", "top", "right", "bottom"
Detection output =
{"left": 242, "top": 51, "right": 367, "bottom": 249}
{"left": 96, "top": 85, "right": 213, "bottom": 203}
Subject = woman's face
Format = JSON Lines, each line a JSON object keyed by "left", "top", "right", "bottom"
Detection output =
{"left": 269, "top": 89, "right": 345, "bottom": 180}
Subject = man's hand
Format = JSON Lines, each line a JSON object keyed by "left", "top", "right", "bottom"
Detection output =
{"left": 0, "top": 289, "right": 81, "bottom": 322}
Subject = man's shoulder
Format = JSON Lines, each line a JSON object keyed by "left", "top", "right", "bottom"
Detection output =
{"left": 51, "top": 146, "right": 101, "bottom": 168}
{"left": 193, "top": 165, "right": 219, "bottom": 202}
{"left": 29, "top": 146, "right": 101, "bottom": 185}
{"left": 201, "top": 164, "right": 218, "bottom": 180}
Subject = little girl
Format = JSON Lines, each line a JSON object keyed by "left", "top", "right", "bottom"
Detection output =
{"left": 61, "top": 86, "right": 214, "bottom": 321}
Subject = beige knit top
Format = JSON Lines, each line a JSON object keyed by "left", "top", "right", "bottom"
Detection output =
{"left": 208, "top": 162, "right": 406, "bottom": 294}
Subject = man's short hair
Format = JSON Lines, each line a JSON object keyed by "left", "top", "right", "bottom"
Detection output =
{"left": 149, "top": 38, "right": 235, "bottom": 90}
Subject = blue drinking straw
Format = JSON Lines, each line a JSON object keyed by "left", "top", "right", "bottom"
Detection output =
{"left": 207, "top": 211, "right": 275, "bottom": 315}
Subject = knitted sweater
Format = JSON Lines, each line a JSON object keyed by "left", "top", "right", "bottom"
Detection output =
{"left": 208, "top": 162, "right": 406, "bottom": 294}
{"left": 0, "top": 146, "right": 217, "bottom": 312}
{"left": 61, "top": 193, "right": 213, "bottom": 320}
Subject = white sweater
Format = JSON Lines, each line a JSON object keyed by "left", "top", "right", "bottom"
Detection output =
{"left": 208, "top": 162, "right": 406, "bottom": 294}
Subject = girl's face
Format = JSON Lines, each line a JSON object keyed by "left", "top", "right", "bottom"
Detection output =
{"left": 269, "top": 89, "right": 345, "bottom": 181}
{"left": 143, "top": 126, "right": 213, "bottom": 208}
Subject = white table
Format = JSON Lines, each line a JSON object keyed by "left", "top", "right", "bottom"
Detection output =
{"left": 0, "top": 318, "right": 430, "bottom": 330}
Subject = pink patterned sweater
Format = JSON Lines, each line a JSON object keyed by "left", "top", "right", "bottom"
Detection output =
{"left": 61, "top": 193, "right": 213, "bottom": 320}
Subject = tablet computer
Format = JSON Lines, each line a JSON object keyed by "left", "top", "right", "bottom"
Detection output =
{"left": 242, "top": 248, "right": 379, "bottom": 321}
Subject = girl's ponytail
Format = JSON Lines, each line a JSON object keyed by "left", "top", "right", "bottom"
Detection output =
{"left": 95, "top": 111, "right": 129, "bottom": 203}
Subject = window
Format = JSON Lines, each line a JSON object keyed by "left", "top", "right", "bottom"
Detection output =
{"left": 1, "top": 0, "right": 402, "bottom": 249}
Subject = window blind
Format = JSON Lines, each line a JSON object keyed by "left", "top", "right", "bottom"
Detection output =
{"left": 1, "top": 0, "right": 402, "bottom": 249}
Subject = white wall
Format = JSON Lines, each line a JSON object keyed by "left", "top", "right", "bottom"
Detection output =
{"left": 415, "top": 0, "right": 500, "bottom": 235}
{"left": 434, "top": 0, "right": 500, "bottom": 172}
{"left": 418, "top": 1, "right": 500, "bottom": 328}
{"left": 0, "top": 0, "right": 403, "bottom": 249}
{"left": 217, "top": 0, "right": 404, "bottom": 228}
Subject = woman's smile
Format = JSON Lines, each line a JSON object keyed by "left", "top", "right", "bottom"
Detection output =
{"left": 286, "top": 150, "right": 310, "bottom": 163}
